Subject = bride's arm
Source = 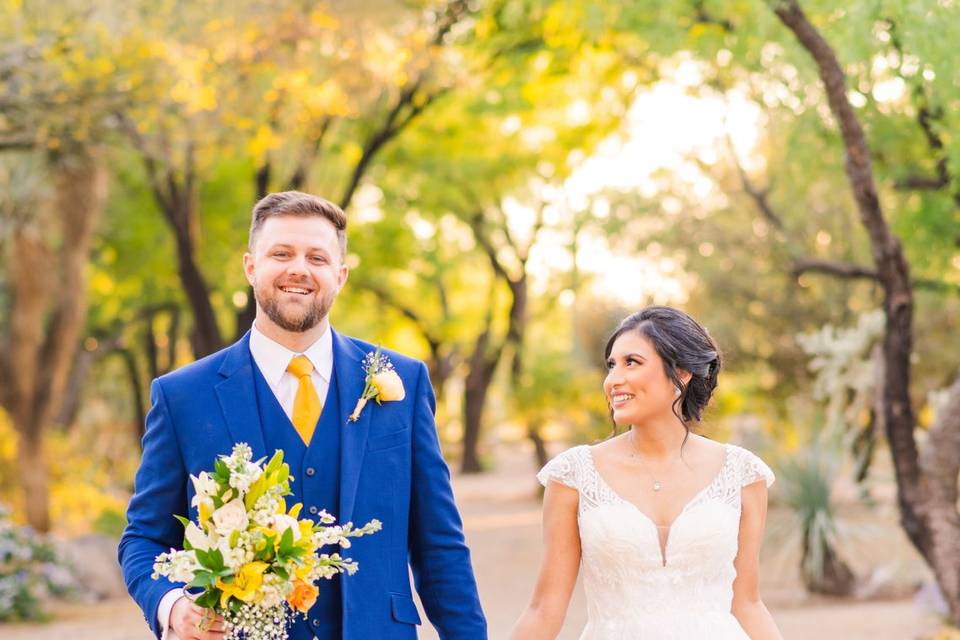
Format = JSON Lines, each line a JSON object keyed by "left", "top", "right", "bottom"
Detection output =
{"left": 508, "top": 481, "right": 581, "bottom": 640}
{"left": 731, "top": 481, "right": 784, "bottom": 640}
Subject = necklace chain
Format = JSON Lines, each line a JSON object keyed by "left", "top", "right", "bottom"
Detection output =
{"left": 628, "top": 430, "right": 677, "bottom": 492}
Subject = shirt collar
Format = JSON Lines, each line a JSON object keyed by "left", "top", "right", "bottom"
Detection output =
{"left": 249, "top": 323, "right": 333, "bottom": 387}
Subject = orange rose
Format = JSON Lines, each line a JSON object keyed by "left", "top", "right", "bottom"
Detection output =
{"left": 287, "top": 579, "right": 319, "bottom": 613}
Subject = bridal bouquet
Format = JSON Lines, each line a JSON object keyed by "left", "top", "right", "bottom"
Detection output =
{"left": 152, "top": 443, "right": 381, "bottom": 639}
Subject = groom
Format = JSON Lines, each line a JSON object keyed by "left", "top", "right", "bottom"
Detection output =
{"left": 119, "top": 191, "right": 487, "bottom": 640}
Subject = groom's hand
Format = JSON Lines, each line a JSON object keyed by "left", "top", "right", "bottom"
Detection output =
{"left": 170, "top": 596, "right": 226, "bottom": 640}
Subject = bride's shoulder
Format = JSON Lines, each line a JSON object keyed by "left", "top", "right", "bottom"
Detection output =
{"left": 719, "top": 441, "right": 776, "bottom": 488}
{"left": 536, "top": 445, "right": 591, "bottom": 490}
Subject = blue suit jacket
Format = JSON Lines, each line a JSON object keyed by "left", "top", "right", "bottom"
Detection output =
{"left": 119, "top": 330, "right": 487, "bottom": 640}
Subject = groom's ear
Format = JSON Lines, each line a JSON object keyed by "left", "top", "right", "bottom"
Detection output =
{"left": 243, "top": 252, "right": 255, "bottom": 285}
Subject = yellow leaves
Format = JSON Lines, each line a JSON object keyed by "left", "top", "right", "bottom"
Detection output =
{"left": 342, "top": 142, "right": 362, "bottom": 165}
{"left": 302, "top": 79, "right": 352, "bottom": 119}
{"left": 309, "top": 9, "right": 339, "bottom": 30}
{"left": 542, "top": 3, "right": 584, "bottom": 50}
{"left": 247, "top": 125, "right": 280, "bottom": 160}
{"left": 170, "top": 81, "right": 217, "bottom": 114}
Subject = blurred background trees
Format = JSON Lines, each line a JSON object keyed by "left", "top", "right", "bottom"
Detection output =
{"left": 2, "top": 0, "right": 960, "bottom": 624}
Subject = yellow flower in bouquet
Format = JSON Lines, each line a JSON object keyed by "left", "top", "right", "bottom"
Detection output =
{"left": 217, "top": 561, "right": 269, "bottom": 607}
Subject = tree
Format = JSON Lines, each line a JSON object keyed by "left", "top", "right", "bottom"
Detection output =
{"left": 769, "top": 0, "right": 960, "bottom": 621}
{"left": 0, "top": 147, "right": 107, "bottom": 532}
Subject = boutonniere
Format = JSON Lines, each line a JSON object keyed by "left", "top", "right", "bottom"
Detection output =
{"left": 348, "top": 346, "right": 406, "bottom": 422}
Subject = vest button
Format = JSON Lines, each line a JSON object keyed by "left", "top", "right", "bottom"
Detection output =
{"left": 308, "top": 505, "right": 318, "bottom": 515}
{"left": 305, "top": 467, "right": 316, "bottom": 477}
{"left": 312, "top": 619, "right": 320, "bottom": 627}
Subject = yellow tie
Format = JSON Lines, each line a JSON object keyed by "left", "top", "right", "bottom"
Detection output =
{"left": 287, "top": 355, "right": 321, "bottom": 444}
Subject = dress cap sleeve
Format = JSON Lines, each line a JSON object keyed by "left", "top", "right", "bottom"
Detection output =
{"left": 536, "top": 446, "right": 584, "bottom": 491}
{"left": 738, "top": 447, "right": 775, "bottom": 488}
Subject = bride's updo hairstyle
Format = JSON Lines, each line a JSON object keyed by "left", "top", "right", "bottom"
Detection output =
{"left": 605, "top": 306, "right": 721, "bottom": 428}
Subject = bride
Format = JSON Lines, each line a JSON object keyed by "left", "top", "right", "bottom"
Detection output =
{"left": 510, "top": 307, "right": 783, "bottom": 640}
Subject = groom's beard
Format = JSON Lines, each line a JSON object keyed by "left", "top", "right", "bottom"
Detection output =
{"left": 254, "top": 281, "right": 336, "bottom": 333}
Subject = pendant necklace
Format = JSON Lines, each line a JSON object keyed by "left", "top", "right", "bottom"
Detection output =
{"left": 628, "top": 430, "right": 669, "bottom": 492}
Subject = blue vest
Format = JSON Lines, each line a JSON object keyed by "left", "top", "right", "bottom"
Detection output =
{"left": 251, "top": 354, "right": 343, "bottom": 639}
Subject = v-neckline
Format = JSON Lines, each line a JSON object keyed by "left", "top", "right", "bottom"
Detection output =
{"left": 583, "top": 444, "right": 731, "bottom": 567}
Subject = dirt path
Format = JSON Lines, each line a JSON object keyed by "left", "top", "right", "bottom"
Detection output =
{"left": 0, "top": 447, "right": 942, "bottom": 639}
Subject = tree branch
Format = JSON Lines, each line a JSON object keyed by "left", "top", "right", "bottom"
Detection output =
{"left": 725, "top": 132, "right": 785, "bottom": 231}
{"left": 791, "top": 257, "right": 878, "bottom": 280}
{"left": 469, "top": 210, "right": 512, "bottom": 283}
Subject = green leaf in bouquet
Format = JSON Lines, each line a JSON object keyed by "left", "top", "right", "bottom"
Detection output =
{"left": 279, "top": 527, "right": 294, "bottom": 555}
{"left": 187, "top": 570, "right": 216, "bottom": 589}
{"left": 265, "top": 449, "right": 284, "bottom": 474}
{"left": 173, "top": 514, "right": 190, "bottom": 529}
{"left": 275, "top": 465, "right": 289, "bottom": 488}
{"left": 244, "top": 473, "right": 268, "bottom": 510}
{"left": 194, "top": 589, "right": 220, "bottom": 610}
{"left": 195, "top": 548, "right": 212, "bottom": 569}
{"left": 272, "top": 565, "right": 289, "bottom": 581}
{"left": 208, "top": 548, "right": 225, "bottom": 572}
{"left": 229, "top": 597, "right": 242, "bottom": 613}
{"left": 230, "top": 529, "right": 241, "bottom": 548}
{"left": 214, "top": 458, "right": 231, "bottom": 482}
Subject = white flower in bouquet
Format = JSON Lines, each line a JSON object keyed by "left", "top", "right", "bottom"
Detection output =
{"left": 191, "top": 472, "right": 218, "bottom": 500}
{"left": 228, "top": 461, "right": 262, "bottom": 494}
{"left": 212, "top": 498, "right": 249, "bottom": 537}
{"left": 184, "top": 522, "right": 211, "bottom": 551}
{"left": 272, "top": 514, "right": 301, "bottom": 542}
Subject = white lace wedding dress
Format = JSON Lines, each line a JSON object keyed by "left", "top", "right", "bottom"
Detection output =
{"left": 537, "top": 443, "right": 774, "bottom": 640}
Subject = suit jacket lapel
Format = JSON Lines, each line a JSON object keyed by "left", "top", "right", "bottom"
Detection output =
{"left": 215, "top": 332, "right": 268, "bottom": 461}
{"left": 333, "top": 330, "right": 372, "bottom": 522}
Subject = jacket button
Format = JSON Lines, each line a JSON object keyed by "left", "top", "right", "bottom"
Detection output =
{"left": 308, "top": 505, "right": 318, "bottom": 515}
{"left": 312, "top": 619, "right": 320, "bottom": 627}
{"left": 305, "top": 467, "right": 316, "bottom": 477}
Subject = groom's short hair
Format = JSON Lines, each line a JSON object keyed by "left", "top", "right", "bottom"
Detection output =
{"left": 249, "top": 191, "right": 348, "bottom": 258}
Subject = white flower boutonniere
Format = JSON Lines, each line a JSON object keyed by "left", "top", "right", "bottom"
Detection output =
{"left": 349, "top": 346, "right": 406, "bottom": 422}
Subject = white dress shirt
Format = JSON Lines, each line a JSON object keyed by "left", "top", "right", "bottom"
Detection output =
{"left": 157, "top": 324, "right": 333, "bottom": 637}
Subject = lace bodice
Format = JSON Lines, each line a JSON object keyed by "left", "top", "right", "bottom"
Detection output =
{"left": 538, "top": 443, "right": 774, "bottom": 640}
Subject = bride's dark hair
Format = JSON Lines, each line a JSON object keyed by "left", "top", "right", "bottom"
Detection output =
{"left": 604, "top": 306, "right": 721, "bottom": 433}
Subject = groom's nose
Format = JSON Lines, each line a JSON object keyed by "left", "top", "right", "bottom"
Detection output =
{"left": 285, "top": 254, "right": 310, "bottom": 275}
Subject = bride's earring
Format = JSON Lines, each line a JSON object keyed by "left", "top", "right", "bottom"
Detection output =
{"left": 675, "top": 387, "right": 681, "bottom": 397}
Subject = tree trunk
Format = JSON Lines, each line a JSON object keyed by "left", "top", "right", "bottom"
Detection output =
{"left": 0, "top": 147, "right": 106, "bottom": 532}
{"left": 169, "top": 215, "right": 223, "bottom": 356}
{"left": 16, "top": 428, "right": 50, "bottom": 533}
{"left": 527, "top": 417, "right": 549, "bottom": 469}
{"left": 461, "top": 324, "right": 502, "bottom": 474}
{"left": 116, "top": 346, "right": 147, "bottom": 446}
{"left": 918, "top": 372, "right": 960, "bottom": 621}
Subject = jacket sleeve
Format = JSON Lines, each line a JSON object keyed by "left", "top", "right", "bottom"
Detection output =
{"left": 407, "top": 362, "right": 487, "bottom": 639}
{"left": 117, "top": 379, "right": 189, "bottom": 639}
